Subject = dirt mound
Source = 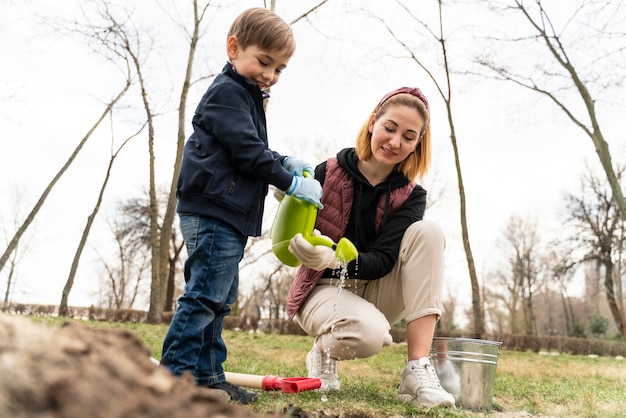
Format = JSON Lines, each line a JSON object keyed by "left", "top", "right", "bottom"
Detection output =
{"left": 0, "top": 314, "right": 266, "bottom": 418}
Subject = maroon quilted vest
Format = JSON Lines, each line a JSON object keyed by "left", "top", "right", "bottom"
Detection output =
{"left": 287, "top": 158, "right": 415, "bottom": 319}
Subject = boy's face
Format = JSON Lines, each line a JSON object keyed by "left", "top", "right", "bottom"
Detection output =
{"left": 227, "top": 36, "right": 291, "bottom": 90}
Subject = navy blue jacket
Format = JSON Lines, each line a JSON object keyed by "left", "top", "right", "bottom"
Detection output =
{"left": 176, "top": 63, "right": 293, "bottom": 236}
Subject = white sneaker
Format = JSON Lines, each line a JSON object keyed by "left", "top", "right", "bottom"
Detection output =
{"left": 396, "top": 357, "right": 455, "bottom": 407}
{"left": 436, "top": 360, "right": 461, "bottom": 399}
{"left": 306, "top": 344, "right": 340, "bottom": 391}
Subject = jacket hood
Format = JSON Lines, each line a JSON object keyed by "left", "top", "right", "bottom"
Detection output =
{"left": 336, "top": 147, "right": 411, "bottom": 191}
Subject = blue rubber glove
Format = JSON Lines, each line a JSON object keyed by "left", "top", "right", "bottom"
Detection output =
{"left": 286, "top": 176, "right": 324, "bottom": 209}
{"left": 283, "top": 156, "right": 314, "bottom": 177}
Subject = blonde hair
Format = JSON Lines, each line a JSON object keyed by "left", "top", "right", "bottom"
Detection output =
{"left": 228, "top": 8, "right": 296, "bottom": 57}
{"left": 355, "top": 92, "right": 431, "bottom": 180}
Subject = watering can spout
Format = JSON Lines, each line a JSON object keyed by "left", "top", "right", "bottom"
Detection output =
{"left": 336, "top": 237, "right": 358, "bottom": 262}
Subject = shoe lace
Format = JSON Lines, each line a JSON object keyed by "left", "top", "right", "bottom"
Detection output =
{"left": 412, "top": 362, "right": 443, "bottom": 389}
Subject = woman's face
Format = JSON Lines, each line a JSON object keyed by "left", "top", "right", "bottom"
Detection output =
{"left": 368, "top": 104, "right": 424, "bottom": 167}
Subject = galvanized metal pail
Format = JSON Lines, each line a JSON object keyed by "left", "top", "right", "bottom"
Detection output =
{"left": 429, "top": 337, "right": 502, "bottom": 411}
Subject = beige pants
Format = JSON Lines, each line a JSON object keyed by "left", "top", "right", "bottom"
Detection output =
{"left": 294, "top": 220, "right": 445, "bottom": 360}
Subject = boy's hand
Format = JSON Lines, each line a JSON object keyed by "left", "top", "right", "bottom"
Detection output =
{"left": 282, "top": 156, "right": 314, "bottom": 177}
{"left": 286, "top": 176, "right": 323, "bottom": 209}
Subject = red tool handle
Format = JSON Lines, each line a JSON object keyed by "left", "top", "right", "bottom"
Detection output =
{"left": 262, "top": 375, "right": 322, "bottom": 393}
{"left": 224, "top": 372, "right": 321, "bottom": 393}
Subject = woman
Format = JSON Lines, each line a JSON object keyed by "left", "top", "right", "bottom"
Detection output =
{"left": 286, "top": 87, "right": 455, "bottom": 407}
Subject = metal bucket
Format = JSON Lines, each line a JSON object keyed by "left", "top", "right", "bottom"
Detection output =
{"left": 429, "top": 337, "right": 502, "bottom": 411}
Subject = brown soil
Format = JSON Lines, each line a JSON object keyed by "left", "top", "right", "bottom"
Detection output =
{"left": 0, "top": 314, "right": 269, "bottom": 418}
{"left": 0, "top": 314, "right": 550, "bottom": 418}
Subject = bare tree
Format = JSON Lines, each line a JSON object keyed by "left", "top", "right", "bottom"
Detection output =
{"left": 244, "top": 265, "right": 293, "bottom": 327}
{"left": 153, "top": 0, "right": 217, "bottom": 322}
{"left": 491, "top": 257, "right": 523, "bottom": 335}
{"left": 239, "top": 262, "right": 294, "bottom": 331}
{"left": 0, "top": 79, "right": 131, "bottom": 277}
{"left": 438, "top": 292, "right": 458, "bottom": 336}
{"left": 96, "top": 208, "right": 152, "bottom": 310}
{"left": 134, "top": 191, "right": 186, "bottom": 313}
{"left": 58, "top": 114, "right": 146, "bottom": 317}
{"left": 489, "top": 215, "right": 543, "bottom": 335}
{"left": 373, "top": 0, "right": 484, "bottom": 337}
{"left": 541, "top": 240, "right": 578, "bottom": 335}
{"left": 289, "top": 0, "right": 330, "bottom": 24}
{"left": 0, "top": 187, "right": 34, "bottom": 310}
{"left": 566, "top": 166, "right": 626, "bottom": 339}
{"left": 99, "top": 190, "right": 186, "bottom": 312}
{"left": 78, "top": 0, "right": 168, "bottom": 322}
{"left": 507, "top": 216, "right": 543, "bottom": 335}
{"left": 480, "top": 0, "right": 626, "bottom": 223}
{"left": 481, "top": 279, "right": 509, "bottom": 337}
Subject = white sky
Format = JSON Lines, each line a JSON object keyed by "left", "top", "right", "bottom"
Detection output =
{"left": 1, "top": 0, "right": 623, "bottom": 325}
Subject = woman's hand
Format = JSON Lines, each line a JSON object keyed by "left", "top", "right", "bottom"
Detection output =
{"left": 288, "top": 233, "right": 340, "bottom": 271}
{"left": 272, "top": 186, "right": 286, "bottom": 202}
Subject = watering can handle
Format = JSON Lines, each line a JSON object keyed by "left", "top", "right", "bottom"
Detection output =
{"left": 305, "top": 235, "right": 334, "bottom": 248}
{"left": 304, "top": 235, "right": 358, "bottom": 263}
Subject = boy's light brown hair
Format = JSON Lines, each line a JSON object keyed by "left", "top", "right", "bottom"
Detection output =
{"left": 228, "top": 8, "right": 296, "bottom": 57}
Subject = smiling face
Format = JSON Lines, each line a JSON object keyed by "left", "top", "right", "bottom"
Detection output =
{"left": 367, "top": 103, "right": 425, "bottom": 168}
{"left": 227, "top": 36, "right": 291, "bottom": 90}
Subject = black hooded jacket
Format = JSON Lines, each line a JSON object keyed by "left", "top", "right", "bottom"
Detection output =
{"left": 316, "top": 148, "right": 427, "bottom": 280}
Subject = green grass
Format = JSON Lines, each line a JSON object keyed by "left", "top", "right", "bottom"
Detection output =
{"left": 26, "top": 316, "right": 626, "bottom": 417}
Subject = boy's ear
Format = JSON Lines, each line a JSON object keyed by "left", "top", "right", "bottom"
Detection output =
{"left": 227, "top": 36, "right": 239, "bottom": 60}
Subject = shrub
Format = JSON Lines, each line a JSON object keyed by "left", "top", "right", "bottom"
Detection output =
{"left": 501, "top": 333, "right": 626, "bottom": 357}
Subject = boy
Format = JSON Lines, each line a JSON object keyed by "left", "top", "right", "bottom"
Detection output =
{"left": 160, "top": 7, "right": 322, "bottom": 404}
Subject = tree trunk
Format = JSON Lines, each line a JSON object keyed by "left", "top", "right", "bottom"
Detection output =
{"left": 438, "top": 0, "right": 483, "bottom": 338}
{"left": 59, "top": 120, "right": 141, "bottom": 317}
{"left": 124, "top": 47, "right": 159, "bottom": 323}
{"left": 448, "top": 113, "right": 484, "bottom": 338}
{"left": 603, "top": 261, "right": 626, "bottom": 341}
{"left": 158, "top": 0, "right": 207, "bottom": 314}
{"left": 378, "top": 0, "right": 485, "bottom": 337}
{"left": 165, "top": 239, "right": 184, "bottom": 311}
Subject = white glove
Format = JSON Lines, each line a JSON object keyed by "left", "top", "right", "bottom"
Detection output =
{"left": 272, "top": 186, "right": 285, "bottom": 202}
{"left": 288, "top": 233, "right": 340, "bottom": 271}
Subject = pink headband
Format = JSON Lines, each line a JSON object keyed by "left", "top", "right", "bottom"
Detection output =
{"left": 375, "top": 87, "right": 429, "bottom": 112}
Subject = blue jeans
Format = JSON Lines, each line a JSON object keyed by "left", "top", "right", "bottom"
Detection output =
{"left": 161, "top": 215, "right": 247, "bottom": 385}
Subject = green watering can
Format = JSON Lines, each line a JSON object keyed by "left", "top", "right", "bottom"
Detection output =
{"left": 270, "top": 172, "right": 358, "bottom": 267}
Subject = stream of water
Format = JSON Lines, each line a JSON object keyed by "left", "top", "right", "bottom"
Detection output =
{"left": 320, "top": 259, "right": 355, "bottom": 400}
